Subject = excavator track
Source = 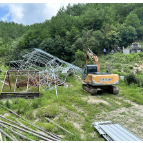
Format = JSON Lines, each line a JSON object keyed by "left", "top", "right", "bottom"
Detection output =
{"left": 102, "top": 85, "right": 119, "bottom": 95}
{"left": 82, "top": 84, "right": 119, "bottom": 95}
{"left": 111, "top": 85, "right": 119, "bottom": 95}
{"left": 82, "top": 84, "right": 97, "bottom": 95}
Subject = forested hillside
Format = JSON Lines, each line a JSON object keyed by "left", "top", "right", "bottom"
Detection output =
{"left": 1, "top": 3, "right": 143, "bottom": 66}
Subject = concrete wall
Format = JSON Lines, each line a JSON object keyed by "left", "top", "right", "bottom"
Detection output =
{"left": 123, "top": 49, "right": 130, "bottom": 54}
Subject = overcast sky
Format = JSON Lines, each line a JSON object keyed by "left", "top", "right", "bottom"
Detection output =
{"left": 0, "top": 2, "right": 77, "bottom": 25}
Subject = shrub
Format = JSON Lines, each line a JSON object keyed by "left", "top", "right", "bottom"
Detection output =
{"left": 113, "top": 63, "right": 121, "bottom": 69}
{"left": 126, "top": 54, "right": 134, "bottom": 63}
{"left": 129, "top": 65, "right": 133, "bottom": 69}
{"left": 124, "top": 67, "right": 130, "bottom": 73}
{"left": 124, "top": 73, "right": 142, "bottom": 86}
{"left": 105, "top": 55, "right": 112, "bottom": 60}
{"left": 112, "top": 70, "right": 122, "bottom": 76}
{"left": 120, "top": 58, "right": 126, "bottom": 64}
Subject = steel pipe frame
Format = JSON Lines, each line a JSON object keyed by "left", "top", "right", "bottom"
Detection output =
{"left": 9, "top": 48, "right": 82, "bottom": 93}
{"left": 1, "top": 70, "right": 40, "bottom": 99}
{"left": 24, "top": 49, "right": 82, "bottom": 73}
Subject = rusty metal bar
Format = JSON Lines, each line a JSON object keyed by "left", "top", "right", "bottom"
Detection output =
{"left": 38, "top": 71, "right": 40, "bottom": 97}
{"left": 14, "top": 70, "right": 19, "bottom": 93}
{"left": 6, "top": 70, "right": 39, "bottom": 72}
{"left": 7, "top": 72, "right": 11, "bottom": 91}
{"left": 1, "top": 92, "right": 39, "bottom": 94}
{"left": 0, "top": 71, "right": 8, "bottom": 99}
{"left": 26, "top": 71, "right": 29, "bottom": 92}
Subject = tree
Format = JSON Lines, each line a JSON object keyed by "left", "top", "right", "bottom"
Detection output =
{"left": 39, "top": 38, "right": 54, "bottom": 54}
{"left": 117, "top": 23, "right": 137, "bottom": 47}
{"left": 125, "top": 12, "right": 141, "bottom": 28}
{"left": 0, "top": 38, "right": 10, "bottom": 56}
{"left": 72, "top": 49, "right": 86, "bottom": 67}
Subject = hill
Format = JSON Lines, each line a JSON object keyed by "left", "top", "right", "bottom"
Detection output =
{"left": 1, "top": 3, "right": 143, "bottom": 65}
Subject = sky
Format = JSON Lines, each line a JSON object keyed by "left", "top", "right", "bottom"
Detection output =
{"left": 0, "top": 1, "right": 77, "bottom": 25}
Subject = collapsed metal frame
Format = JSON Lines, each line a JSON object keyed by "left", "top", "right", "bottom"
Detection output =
{"left": 0, "top": 70, "right": 40, "bottom": 99}
{"left": 9, "top": 48, "right": 82, "bottom": 94}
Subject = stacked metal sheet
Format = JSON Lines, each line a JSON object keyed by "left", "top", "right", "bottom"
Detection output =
{"left": 93, "top": 121, "right": 142, "bottom": 141}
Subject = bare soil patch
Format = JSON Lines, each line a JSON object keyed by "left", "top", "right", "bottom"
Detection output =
{"left": 3, "top": 113, "right": 10, "bottom": 117}
{"left": 87, "top": 96, "right": 110, "bottom": 105}
{"left": 92, "top": 98, "right": 143, "bottom": 139}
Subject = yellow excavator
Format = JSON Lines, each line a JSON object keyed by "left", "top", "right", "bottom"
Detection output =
{"left": 82, "top": 48, "right": 119, "bottom": 95}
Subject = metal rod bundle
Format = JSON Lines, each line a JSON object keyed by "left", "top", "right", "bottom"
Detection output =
{"left": 0, "top": 104, "right": 62, "bottom": 141}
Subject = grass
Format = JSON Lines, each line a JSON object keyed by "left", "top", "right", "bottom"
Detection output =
{"left": 1, "top": 52, "right": 143, "bottom": 140}
{"left": 1, "top": 74, "right": 142, "bottom": 141}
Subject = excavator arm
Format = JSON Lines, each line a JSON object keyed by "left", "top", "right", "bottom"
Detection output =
{"left": 86, "top": 48, "right": 100, "bottom": 72}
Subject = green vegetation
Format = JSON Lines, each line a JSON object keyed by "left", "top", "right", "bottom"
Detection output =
{"left": 1, "top": 3, "right": 143, "bottom": 141}
{"left": 1, "top": 3, "right": 143, "bottom": 66}
{"left": 0, "top": 72, "right": 143, "bottom": 140}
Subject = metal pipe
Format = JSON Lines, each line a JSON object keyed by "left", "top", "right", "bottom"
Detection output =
{"left": 9, "top": 132, "right": 18, "bottom": 141}
{"left": 0, "top": 121, "right": 51, "bottom": 141}
{"left": 0, "top": 123, "right": 34, "bottom": 141}
{"left": 0, "top": 105, "right": 61, "bottom": 140}
{"left": 45, "top": 117, "right": 74, "bottom": 135}
{"left": 0, "top": 128, "right": 16, "bottom": 141}
{"left": 0, "top": 116, "right": 59, "bottom": 141}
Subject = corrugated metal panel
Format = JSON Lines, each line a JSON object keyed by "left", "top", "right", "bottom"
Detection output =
{"left": 100, "top": 125, "right": 126, "bottom": 141}
{"left": 114, "top": 124, "right": 141, "bottom": 141}
{"left": 93, "top": 121, "right": 142, "bottom": 141}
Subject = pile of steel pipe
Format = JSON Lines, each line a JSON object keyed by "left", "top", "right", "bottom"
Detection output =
{"left": 0, "top": 104, "right": 62, "bottom": 141}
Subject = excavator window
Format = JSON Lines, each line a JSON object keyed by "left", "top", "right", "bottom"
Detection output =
{"left": 87, "top": 65, "right": 97, "bottom": 74}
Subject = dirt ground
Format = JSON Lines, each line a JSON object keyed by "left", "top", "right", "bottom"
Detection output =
{"left": 90, "top": 96, "right": 143, "bottom": 139}
{"left": 69, "top": 95, "right": 143, "bottom": 140}
{"left": 1, "top": 93, "right": 143, "bottom": 141}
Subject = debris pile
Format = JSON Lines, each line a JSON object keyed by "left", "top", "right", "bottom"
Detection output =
{"left": 9, "top": 48, "right": 82, "bottom": 91}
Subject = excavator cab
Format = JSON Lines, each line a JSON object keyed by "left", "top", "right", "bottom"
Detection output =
{"left": 83, "top": 65, "right": 97, "bottom": 80}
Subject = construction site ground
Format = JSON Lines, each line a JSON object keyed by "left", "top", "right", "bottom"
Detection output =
{"left": 1, "top": 51, "right": 143, "bottom": 141}
{"left": 0, "top": 75, "right": 143, "bottom": 141}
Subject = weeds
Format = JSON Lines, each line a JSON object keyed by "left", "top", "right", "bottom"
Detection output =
{"left": 1, "top": 52, "right": 143, "bottom": 140}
